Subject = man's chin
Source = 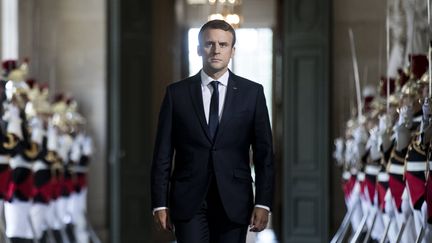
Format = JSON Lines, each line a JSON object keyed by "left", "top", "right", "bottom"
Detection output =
{"left": 207, "top": 65, "right": 227, "bottom": 72}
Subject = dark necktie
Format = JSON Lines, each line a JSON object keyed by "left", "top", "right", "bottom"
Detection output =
{"left": 208, "top": 81, "right": 219, "bottom": 140}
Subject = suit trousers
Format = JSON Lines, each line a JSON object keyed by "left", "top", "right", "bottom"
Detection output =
{"left": 173, "top": 176, "right": 248, "bottom": 243}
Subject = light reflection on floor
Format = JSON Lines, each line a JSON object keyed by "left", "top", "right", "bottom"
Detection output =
{"left": 246, "top": 229, "right": 278, "bottom": 243}
{"left": 169, "top": 228, "right": 278, "bottom": 243}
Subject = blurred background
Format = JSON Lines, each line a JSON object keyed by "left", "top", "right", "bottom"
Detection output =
{"left": 0, "top": 0, "right": 425, "bottom": 242}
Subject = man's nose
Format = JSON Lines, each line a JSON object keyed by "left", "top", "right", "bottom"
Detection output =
{"left": 213, "top": 44, "right": 221, "bottom": 53}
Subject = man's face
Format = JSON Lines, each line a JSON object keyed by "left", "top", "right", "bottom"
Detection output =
{"left": 198, "top": 28, "right": 235, "bottom": 75}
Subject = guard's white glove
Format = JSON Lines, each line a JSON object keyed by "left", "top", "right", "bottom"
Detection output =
{"left": 366, "top": 126, "right": 381, "bottom": 161}
{"left": 421, "top": 98, "right": 432, "bottom": 145}
{"left": 352, "top": 126, "right": 368, "bottom": 162}
{"left": 379, "top": 114, "right": 392, "bottom": 134}
{"left": 29, "top": 116, "right": 45, "bottom": 146}
{"left": 353, "top": 125, "right": 368, "bottom": 145}
{"left": 3, "top": 103, "right": 23, "bottom": 139}
{"left": 345, "top": 139, "right": 355, "bottom": 167}
{"left": 396, "top": 105, "right": 413, "bottom": 128}
{"left": 58, "top": 134, "right": 73, "bottom": 164}
{"left": 422, "top": 98, "right": 431, "bottom": 123}
{"left": 70, "top": 134, "right": 85, "bottom": 163}
{"left": 2, "top": 103, "right": 20, "bottom": 122}
{"left": 378, "top": 114, "right": 393, "bottom": 152}
{"left": 82, "top": 135, "right": 93, "bottom": 156}
{"left": 394, "top": 105, "right": 413, "bottom": 150}
{"left": 333, "top": 138, "right": 344, "bottom": 166}
{"left": 47, "top": 119, "right": 58, "bottom": 152}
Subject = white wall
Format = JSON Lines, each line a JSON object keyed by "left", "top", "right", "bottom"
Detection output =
{"left": 2, "top": 0, "right": 17, "bottom": 60}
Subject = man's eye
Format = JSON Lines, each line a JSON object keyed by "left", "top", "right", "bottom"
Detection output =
{"left": 220, "top": 43, "right": 228, "bottom": 48}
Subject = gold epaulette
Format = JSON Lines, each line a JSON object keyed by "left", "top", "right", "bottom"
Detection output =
{"left": 24, "top": 142, "right": 39, "bottom": 159}
{"left": 390, "top": 149, "right": 405, "bottom": 163}
{"left": 3, "top": 133, "right": 19, "bottom": 150}
{"left": 45, "top": 151, "right": 57, "bottom": 163}
{"left": 411, "top": 142, "right": 427, "bottom": 156}
{"left": 67, "top": 164, "right": 76, "bottom": 178}
{"left": 51, "top": 161, "right": 64, "bottom": 173}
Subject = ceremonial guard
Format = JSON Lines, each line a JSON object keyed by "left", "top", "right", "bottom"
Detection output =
{"left": 45, "top": 112, "right": 65, "bottom": 242}
{"left": 331, "top": 0, "right": 432, "bottom": 242}
{"left": 0, "top": 58, "right": 96, "bottom": 242}
{"left": 0, "top": 60, "right": 19, "bottom": 240}
{"left": 399, "top": 55, "right": 430, "bottom": 242}
{"left": 51, "top": 95, "right": 91, "bottom": 243}
{"left": 61, "top": 97, "right": 89, "bottom": 243}
{"left": 27, "top": 81, "right": 55, "bottom": 242}
{"left": 3, "top": 61, "right": 40, "bottom": 242}
{"left": 68, "top": 133, "right": 92, "bottom": 242}
{"left": 69, "top": 111, "right": 92, "bottom": 243}
{"left": 52, "top": 95, "right": 76, "bottom": 242}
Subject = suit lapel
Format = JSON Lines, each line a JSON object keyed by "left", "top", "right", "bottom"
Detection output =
{"left": 189, "top": 73, "right": 212, "bottom": 142}
{"left": 214, "top": 72, "right": 238, "bottom": 144}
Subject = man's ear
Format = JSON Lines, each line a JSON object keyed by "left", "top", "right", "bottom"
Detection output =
{"left": 231, "top": 47, "right": 236, "bottom": 58}
{"left": 197, "top": 45, "right": 202, "bottom": 56}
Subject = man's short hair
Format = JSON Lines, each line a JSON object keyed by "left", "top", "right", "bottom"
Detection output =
{"left": 198, "top": 20, "right": 236, "bottom": 47}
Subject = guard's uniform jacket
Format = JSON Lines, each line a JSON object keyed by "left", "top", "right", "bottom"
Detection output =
{"left": 33, "top": 136, "right": 53, "bottom": 204}
{"left": 0, "top": 128, "right": 18, "bottom": 200}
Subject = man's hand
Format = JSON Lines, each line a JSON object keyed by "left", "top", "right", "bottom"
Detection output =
{"left": 153, "top": 209, "right": 173, "bottom": 232}
{"left": 249, "top": 207, "right": 269, "bottom": 232}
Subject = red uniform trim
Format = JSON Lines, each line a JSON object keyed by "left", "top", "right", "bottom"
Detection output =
{"left": 426, "top": 175, "right": 432, "bottom": 223}
{"left": 377, "top": 182, "right": 388, "bottom": 211}
{"left": 75, "top": 173, "right": 87, "bottom": 192}
{"left": 62, "top": 178, "right": 74, "bottom": 195}
{"left": 365, "top": 177, "right": 376, "bottom": 205}
{"left": 51, "top": 176, "right": 63, "bottom": 199}
{"left": 389, "top": 174, "right": 405, "bottom": 212}
{"left": 342, "top": 176, "right": 356, "bottom": 199}
{"left": 6, "top": 173, "right": 34, "bottom": 200}
{"left": 33, "top": 182, "right": 53, "bottom": 203}
{"left": 405, "top": 172, "right": 426, "bottom": 208}
{"left": 0, "top": 168, "right": 11, "bottom": 197}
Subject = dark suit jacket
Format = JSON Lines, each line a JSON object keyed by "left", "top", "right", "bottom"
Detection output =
{"left": 151, "top": 70, "right": 274, "bottom": 224}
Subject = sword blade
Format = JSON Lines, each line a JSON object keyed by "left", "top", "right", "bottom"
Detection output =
{"left": 415, "top": 226, "right": 425, "bottom": 243}
{"left": 348, "top": 28, "right": 363, "bottom": 121}
{"left": 350, "top": 210, "right": 369, "bottom": 243}
{"left": 395, "top": 213, "right": 411, "bottom": 243}
{"left": 331, "top": 206, "right": 354, "bottom": 243}
{"left": 363, "top": 209, "right": 378, "bottom": 243}
{"left": 379, "top": 217, "right": 392, "bottom": 243}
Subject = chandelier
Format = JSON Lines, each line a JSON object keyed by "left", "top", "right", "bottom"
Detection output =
{"left": 207, "top": 0, "right": 243, "bottom": 28}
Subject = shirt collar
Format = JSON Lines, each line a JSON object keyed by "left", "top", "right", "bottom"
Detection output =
{"left": 200, "top": 69, "right": 229, "bottom": 87}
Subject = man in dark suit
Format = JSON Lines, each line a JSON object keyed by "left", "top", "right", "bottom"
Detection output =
{"left": 151, "top": 19, "right": 274, "bottom": 243}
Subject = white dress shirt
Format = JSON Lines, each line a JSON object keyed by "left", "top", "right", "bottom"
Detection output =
{"left": 200, "top": 70, "right": 228, "bottom": 123}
